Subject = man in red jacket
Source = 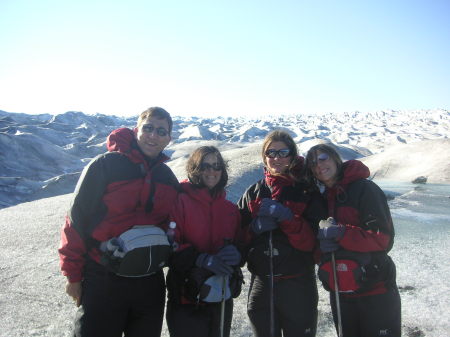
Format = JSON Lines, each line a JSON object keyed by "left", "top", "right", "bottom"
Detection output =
{"left": 59, "top": 107, "right": 179, "bottom": 337}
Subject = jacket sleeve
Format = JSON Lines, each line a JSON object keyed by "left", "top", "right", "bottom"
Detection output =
{"left": 168, "top": 195, "right": 201, "bottom": 272}
{"left": 236, "top": 186, "right": 257, "bottom": 246}
{"left": 278, "top": 200, "right": 316, "bottom": 252}
{"left": 58, "top": 156, "right": 109, "bottom": 282}
{"left": 339, "top": 181, "right": 394, "bottom": 253}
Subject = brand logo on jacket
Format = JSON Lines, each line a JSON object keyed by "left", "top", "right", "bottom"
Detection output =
{"left": 337, "top": 263, "right": 349, "bottom": 272}
{"left": 379, "top": 328, "right": 389, "bottom": 335}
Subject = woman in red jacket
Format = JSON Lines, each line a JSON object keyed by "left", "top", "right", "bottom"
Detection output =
{"left": 238, "top": 130, "right": 323, "bottom": 337}
{"left": 305, "top": 143, "right": 401, "bottom": 337}
{"left": 166, "top": 146, "right": 242, "bottom": 337}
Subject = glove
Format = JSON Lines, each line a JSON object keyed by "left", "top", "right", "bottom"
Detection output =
{"left": 257, "top": 198, "right": 293, "bottom": 222}
{"left": 217, "top": 244, "right": 241, "bottom": 266}
{"left": 196, "top": 253, "right": 233, "bottom": 276}
{"left": 319, "top": 238, "right": 340, "bottom": 253}
{"left": 251, "top": 216, "right": 278, "bottom": 235}
{"left": 317, "top": 224, "right": 345, "bottom": 241}
{"left": 317, "top": 217, "right": 345, "bottom": 253}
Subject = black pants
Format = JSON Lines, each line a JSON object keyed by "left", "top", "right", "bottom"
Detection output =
{"left": 73, "top": 260, "right": 166, "bottom": 337}
{"left": 247, "top": 273, "right": 318, "bottom": 337}
{"left": 330, "top": 286, "right": 402, "bottom": 337}
{"left": 166, "top": 299, "right": 233, "bottom": 337}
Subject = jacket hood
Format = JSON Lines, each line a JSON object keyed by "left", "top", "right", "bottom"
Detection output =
{"left": 106, "top": 127, "right": 169, "bottom": 164}
{"left": 107, "top": 127, "right": 135, "bottom": 153}
{"left": 339, "top": 160, "right": 370, "bottom": 186}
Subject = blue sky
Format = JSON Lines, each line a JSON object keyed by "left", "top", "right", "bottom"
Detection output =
{"left": 1, "top": 0, "right": 449, "bottom": 117}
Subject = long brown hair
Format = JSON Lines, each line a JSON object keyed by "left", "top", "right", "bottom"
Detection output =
{"left": 304, "top": 143, "right": 343, "bottom": 187}
{"left": 262, "top": 130, "right": 301, "bottom": 181}
{"left": 186, "top": 146, "right": 228, "bottom": 196}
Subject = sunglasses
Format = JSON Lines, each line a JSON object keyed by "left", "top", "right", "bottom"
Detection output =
{"left": 141, "top": 124, "right": 169, "bottom": 137}
{"left": 200, "top": 162, "right": 223, "bottom": 171}
{"left": 310, "top": 153, "right": 330, "bottom": 166}
{"left": 265, "top": 148, "right": 291, "bottom": 159}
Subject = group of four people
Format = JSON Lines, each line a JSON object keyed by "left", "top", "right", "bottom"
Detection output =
{"left": 59, "top": 107, "right": 401, "bottom": 337}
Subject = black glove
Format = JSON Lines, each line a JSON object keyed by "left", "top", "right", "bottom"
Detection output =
{"left": 251, "top": 216, "right": 278, "bottom": 235}
{"left": 195, "top": 253, "right": 233, "bottom": 276}
{"left": 319, "top": 239, "right": 340, "bottom": 253}
{"left": 216, "top": 244, "right": 241, "bottom": 266}
{"left": 317, "top": 218, "right": 345, "bottom": 241}
{"left": 317, "top": 217, "right": 345, "bottom": 253}
{"left": 257, "top": 198, "right": 293, "bottom": 222}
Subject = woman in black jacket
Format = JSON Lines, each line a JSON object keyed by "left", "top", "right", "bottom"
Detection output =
{"left": 305, "top": 143, "right": 401, "bottom": 337}
{"left": 238, "top": 130, "right": 324, "bottom": 337}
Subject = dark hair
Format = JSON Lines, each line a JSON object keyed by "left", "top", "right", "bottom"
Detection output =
{"left": 137, "top": 107, "right": 173, "bottom": 134}
{"left": 262, "top": 130, "right": 300, "bottom": 180}
{"left": 186, "top": 146, "right": 228, "bottom": 196}
{"left": 304, "top": 143, "right": 343, "bottom": 186}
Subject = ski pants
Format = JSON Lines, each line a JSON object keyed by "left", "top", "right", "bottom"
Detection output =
{"left": 166, "top": 299, "right": 233, "bottom": 337}
{"left": 72, "top": 260, "right": 166, "bottom": 337}
{"left": 330, "top": 286, "right": 401, "bottom": 337}
{"left": 247, "top": 272, "right": 318, "bottom": 337}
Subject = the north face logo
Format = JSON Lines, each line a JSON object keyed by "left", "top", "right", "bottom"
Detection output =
{"left": 337, "top": 263, "right": 348, "bottom": 272}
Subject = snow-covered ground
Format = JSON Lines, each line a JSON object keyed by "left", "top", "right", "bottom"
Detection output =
{"left": 0, "top": 109, "right": 449, "bottom": 336}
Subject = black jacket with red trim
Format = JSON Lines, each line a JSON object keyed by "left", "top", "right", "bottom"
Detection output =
{"left": 58, "top": 127, "right": 179, "bottom": 282}
{"left": 237, "top": 157, "right": 325, "bottom": 278}
{"left": 322, "top": 160, "right": 397, "bottom": 295}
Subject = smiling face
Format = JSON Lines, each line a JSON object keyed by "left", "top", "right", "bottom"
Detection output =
{"left": 312, "top": 150, "right": 338, "bottom": 187}
{"left": 135, "top": 116, "right": 171, "bottom": 159}
{"left": 200, "top": 153, "right": 223, "bottom": 190}
{"left": 264, "top": 141, "right": 292, "bottom": 175}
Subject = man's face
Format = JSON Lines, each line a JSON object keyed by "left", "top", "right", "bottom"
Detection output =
{"left": 135, "top": 116, "right": 171, "bottom": 159}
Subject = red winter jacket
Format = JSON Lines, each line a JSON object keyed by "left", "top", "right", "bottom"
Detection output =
{"left": 170, "top": 181, "right": 241, "bottom": 254}
{"left": 326, "top": 160, "right": 394, "bottom": 253}
{"left": 58, "top": 128, "right": 179, "bottom": 282}
{"left": 166, "top": 181, "right": 242, "bottom": 304}
{"left": 322, "top": 160, "right": 396, "bottom": 295}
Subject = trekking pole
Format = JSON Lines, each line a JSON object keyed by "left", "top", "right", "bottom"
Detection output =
{"left": 220, "top": 274, "right": 226, "bottom": 337}
{"left": 268, "top": 230, "right": 275, "bottom": 337}
{"left": 320, "top": 218, "right": 343, "bottom": 337}
{"left": 331, "top": 252, "right": 343, "bottom": 337}
{"left": 220, "top": 238, "right": 232, "bottom": 337}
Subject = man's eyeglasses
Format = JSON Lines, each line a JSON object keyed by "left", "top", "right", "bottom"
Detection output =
{"left": 200, "top": 162, "right": 223, "bottom": 171}
{"left": 310, "top": 153, "right": 330, "bottom": 166}
{"left": 141, "top": 124, "right": 169, "bottom": 137}
{"left": 265, "top": 148, "right": 291, "bottom": 159}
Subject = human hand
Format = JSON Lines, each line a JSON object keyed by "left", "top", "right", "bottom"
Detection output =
{"left": 66, "top": 281, "right": 82, "bottom": 307}
{"left": 217, "top": 244, "right": 241, "bottom": 266}
{"left": 251, "top": 216, "right": 278, "bottom": 235}
{"left": 319, "top": 239, "right": 340, "bottom": 253}
{"left": 257, "top": 198, "right": 293, "bottom": 222}
{"left": 318, "top": 217, "right": 345, "bottom": 241}
{"left": 196, "top": 253, "right": 233, "bottom": 276}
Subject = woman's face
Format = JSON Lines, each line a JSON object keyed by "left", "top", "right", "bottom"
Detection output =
{"left": 265, "top": 141, "right": 292, "bottom": 175}
{"left": 312, "top": 150, "right": 337, "bottom": 187}
{"left": 200, "top": 153, "right": 222, "bottom": 190}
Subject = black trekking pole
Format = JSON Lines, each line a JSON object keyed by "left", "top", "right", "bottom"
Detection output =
{"left": 320, "top": 218, "right": 343, "bottom": 337}
{"left": 268, "top": 230, "right": 275, "bottom": 337}
{"left": 220, "top": 238, "right": 232, "bottom": 337}
{"left": 331, "top": 252, "right": 343, "bottom": 337}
